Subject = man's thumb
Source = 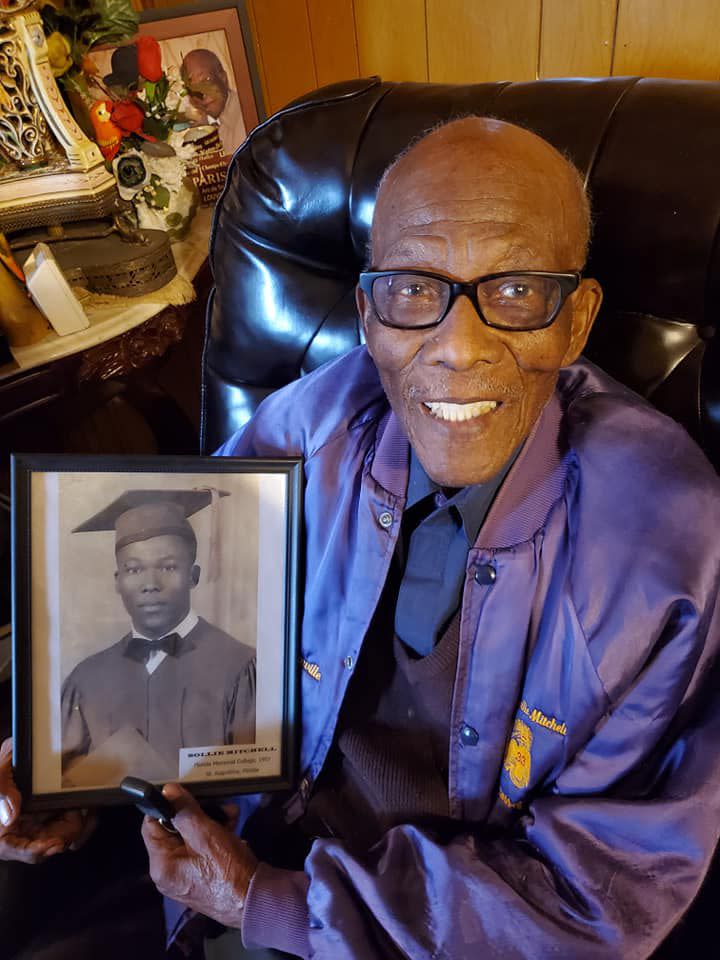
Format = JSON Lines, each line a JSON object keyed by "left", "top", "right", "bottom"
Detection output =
{"left": 0, "top": 739, "right": 21, "bottom": 827}
{"left": 161, "top": 782, "right": 212, "bottom": 847}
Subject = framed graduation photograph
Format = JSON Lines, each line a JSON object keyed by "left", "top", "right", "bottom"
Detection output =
{"left": 11, "top": 454, "right": 301, "bottom": 810}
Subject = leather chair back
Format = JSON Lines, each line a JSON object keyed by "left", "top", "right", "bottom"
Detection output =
{"left": 201, "top": 76, "right": 720, "bottom": 470}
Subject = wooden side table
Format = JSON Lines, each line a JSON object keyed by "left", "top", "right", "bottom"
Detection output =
{"left": 0, "top": 212, "right": 215, "bottom": 491}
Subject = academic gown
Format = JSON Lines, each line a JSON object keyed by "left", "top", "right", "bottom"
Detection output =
{"left": 61, "top": 617, "right": 256, "bottom": 784}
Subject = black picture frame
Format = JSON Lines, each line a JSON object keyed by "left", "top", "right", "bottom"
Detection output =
{"left": 12, "top": 453, "right": 301, "bottom": 811}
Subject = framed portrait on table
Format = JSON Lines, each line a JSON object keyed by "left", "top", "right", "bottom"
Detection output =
{"left": 11, "top": 454, "right": 301, "bottom": 810}
{"left": 138, "top": 0, "right": 265, "bottom": 153}
{"left": 88, "top": 0, "right": 265, "bottom": 206}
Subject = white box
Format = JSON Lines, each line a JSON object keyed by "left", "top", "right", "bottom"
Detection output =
{"left": 24, "top": 243, "right": 89, "bottom": 336}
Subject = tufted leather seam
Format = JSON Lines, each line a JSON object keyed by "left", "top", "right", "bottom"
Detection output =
{"left": 571, "top": 75, "right": 642, "bottom": 191}
{"left": 292, "top": 80, "right": 401, "bottom": 379}
{"left": 208, "top": 77, "right": 386, "bottom": 267}
{"left": 296, "top": 286, "right": 360, "bottom": 379}
{"left": 199, "top": 285, "right": 215, "bottom": 454}
{"left": 703, "top": 194, "right": 720, "bottom": 336}
{"left": 347, "top": 80, "right": 405, "bottom": 264}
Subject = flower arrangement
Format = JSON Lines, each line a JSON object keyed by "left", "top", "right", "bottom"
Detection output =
{"left": 41, "top": 0, "right": 200, "bottom": 240}
{"left": 41, "top": 0, "right": 139, "bottom": 86}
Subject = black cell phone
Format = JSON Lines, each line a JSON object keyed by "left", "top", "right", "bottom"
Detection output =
{"left": 120, "top": 776, "right": 179, "bottom": 834}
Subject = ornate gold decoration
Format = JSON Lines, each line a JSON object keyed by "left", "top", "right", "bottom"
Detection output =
{"left": 16, "top": 12, "right": 104, "bottom": 171}
{"left": 0, "top": 22, "right": 48, "bottom": 166}
{"left": 0, "top": 6, "right": 118, "bottom": 231}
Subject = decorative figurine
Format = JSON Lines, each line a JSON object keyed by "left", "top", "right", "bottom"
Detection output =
{"left": 90, "top": 100, "right": 122, "bottom": 162}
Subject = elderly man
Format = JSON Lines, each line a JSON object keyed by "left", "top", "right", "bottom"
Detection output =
{"left": 140, "top": 116, "right": 720, "bottom": 958}
{"left": 2, "top": 117, "right": 720, "bottom": 960}
{"left": 180, "top": 49, "right": 245, "bottom": 155}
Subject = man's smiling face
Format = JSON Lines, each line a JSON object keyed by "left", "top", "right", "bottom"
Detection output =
{"left": 358, "top": 118, "right": 602, "bottom": 487}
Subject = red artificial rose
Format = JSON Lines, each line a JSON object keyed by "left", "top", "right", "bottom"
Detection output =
{"left": 136, "top": 35, "right": 162, "bottom": 82}
{"left": 111, "top": 100, "right": 145, "bottom": 136}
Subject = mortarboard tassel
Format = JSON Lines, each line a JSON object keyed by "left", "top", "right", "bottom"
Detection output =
{"left": 197, "top": 486, "right": 222, "bottom": 582}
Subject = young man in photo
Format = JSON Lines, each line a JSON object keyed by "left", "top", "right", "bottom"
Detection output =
{"left": 61, "top": 489, "right": 256, "bottom": 786}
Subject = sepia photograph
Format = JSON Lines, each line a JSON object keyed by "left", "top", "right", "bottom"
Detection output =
{"left": 11, "top": 455, "right": 300, "bottom": 810}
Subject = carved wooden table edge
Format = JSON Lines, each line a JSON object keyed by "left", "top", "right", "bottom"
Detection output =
{"left": 77, "top": 305, "right": 187, "bottom": 383}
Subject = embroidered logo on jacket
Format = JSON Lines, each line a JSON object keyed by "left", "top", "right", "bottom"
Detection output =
{"left": 519, "top": 699, "right": 567, "bottom": 736}
{"left": 503, "top": 719, "right": 533, "bottom": 789}
{"left": 498, "top": 788, "right": 524, "bottom": 810}
{"left": 301, "top": 659, "right": 322, "bottom": 681}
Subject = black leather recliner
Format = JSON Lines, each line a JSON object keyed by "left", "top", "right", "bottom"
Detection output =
{"left": 201, "top": 75, "right": 720, "bottom": 472}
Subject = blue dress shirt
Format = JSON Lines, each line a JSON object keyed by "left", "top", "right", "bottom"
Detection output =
{"left": 395, "top": 450, "right": 517, "bottom": 656}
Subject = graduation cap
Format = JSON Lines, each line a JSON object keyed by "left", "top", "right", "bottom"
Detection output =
{"left": 72, "top": 489, "right": 229, "bottom": 578}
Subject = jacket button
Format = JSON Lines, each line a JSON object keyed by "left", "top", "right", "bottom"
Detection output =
{"left": 378, "top": 511, "right": 393, "bottom": 529}
{"left": 343, "top": 655, "right": 354, "bottom": 670}
{"left": 474, "top": 563, "right": 496, "bottom": 585}
{"left": 459, "top": 724, "right": 479, "bottom": 746}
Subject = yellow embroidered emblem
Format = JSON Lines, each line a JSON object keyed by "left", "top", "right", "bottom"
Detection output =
{"left": 301, "top": 659, "right": 322, "bottom": 682}
{"left": 498, "top": 788, "right": 524, "bottom": 811}
{"left": 519, "top": 699, "right": 567, "bottom": 737}
{"left": 503, "top": 719, "right": 533, "bottom": 790}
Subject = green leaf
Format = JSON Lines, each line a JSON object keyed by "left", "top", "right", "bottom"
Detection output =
{"left": 40, "top": 7, "right": 61, "bottom": 34}
{"left": 142, "top": 115, "right": 169, "bottom": 140}
{"left": 149, "top": 185, "right": 171, "bottom": 209}
{"left": 63, "top": 71, "right": 89, "bottom": 97}
{"left": 86, "top": 0, "right": 138, "bottom": 47}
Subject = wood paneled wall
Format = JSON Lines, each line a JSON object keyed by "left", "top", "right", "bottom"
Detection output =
{"left": 138, "top": 0, "right": 720, "bottom": 116}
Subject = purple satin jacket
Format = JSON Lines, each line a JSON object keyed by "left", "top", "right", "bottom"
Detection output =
{"left": 212, "top": 347, "right": 720, "bottom": 959}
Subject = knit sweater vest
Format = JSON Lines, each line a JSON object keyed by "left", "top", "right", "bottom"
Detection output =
{"left": 301, "top": 603, "right": 461, "bottom": 854}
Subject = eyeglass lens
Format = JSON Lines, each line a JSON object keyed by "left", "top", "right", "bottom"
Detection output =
{"left": 371, "top": 274, "right": 563, "bottom": 330}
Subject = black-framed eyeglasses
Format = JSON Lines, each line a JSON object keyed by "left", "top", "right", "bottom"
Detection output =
{"left": 358, "top": 269, "right": 582, "bottom": 332}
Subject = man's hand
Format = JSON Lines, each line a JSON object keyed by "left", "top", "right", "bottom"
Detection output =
{"left": 0, "top": 738, "right": 96, "bottom": 863}
{"left": 142, "top": 782, "right": 258, "bottom": 928}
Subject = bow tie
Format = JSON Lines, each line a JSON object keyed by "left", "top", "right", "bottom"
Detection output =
{"left": 126, "top": 632, "right": 180, "bottom": 663}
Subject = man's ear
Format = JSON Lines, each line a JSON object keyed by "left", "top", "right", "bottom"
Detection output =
{"left": 561, "top": 278, "right": 603, "bottom": 367}
{"left": 191, "top": 564, "right": 200, "bottom": 588}
{"left": 114, "top": 569, "right": 119, "bottom": 593}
